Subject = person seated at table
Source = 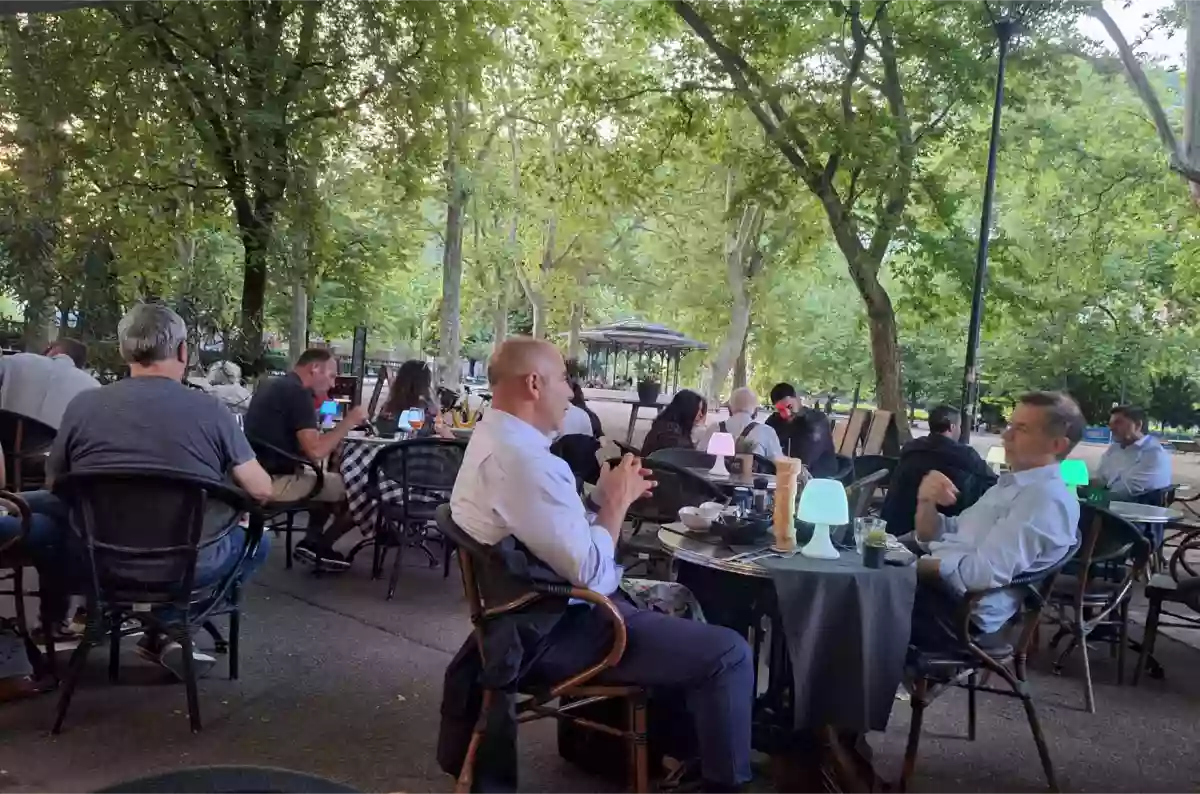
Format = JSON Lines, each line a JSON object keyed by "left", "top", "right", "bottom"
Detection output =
{"left": 1095, "top": 405, "right": 1172, "bottom": 500}
{"left": 451, "top": 337, "right": 753, "bottom": 791}
{"left": 378, "top": 359, "right": 453, "bottom": 439}
{"left": 765, "top": 382, "right": 837, "bottom": 476}
{"left": 243, "top": 348, "right": 367, "bottom": 571}
{"left": 910, "top": 391, "right": 1082, "bottom": 649}
{"left": 698, "top": 386, "right": 783, "bottom": 461}
{"left": 203, "top": 360, "right": 253, "bottom": 416}
{"left": 0, "top": 336, "right": 99, "bottom": 430}
{"left": 563, "top": 381, "right": 602, "bottom": 438}
{"left": 48, "top": 302, "right": 274, "bottom": 680}
{"left": 639, "top": 389, "right": 707, "bottom": 457}
{"left": 882, "top": 404, "right": 994, "bottom": 537}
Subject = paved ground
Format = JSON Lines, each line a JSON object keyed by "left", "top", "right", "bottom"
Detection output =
{"left": 2, "top": 538, "right": 1200, "bottom": 792}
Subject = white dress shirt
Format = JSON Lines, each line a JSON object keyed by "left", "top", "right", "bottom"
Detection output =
{"left": 1096, "top": 434, "right": 1172, "bottom": 499}
{"left": 559, "top": 404, "right": 596, "bottom": 437}
{"left": 698, "top": 411, "right": 783, "bottom": 460}
{"left": 450, "top": 408, "right": 622, "bottom": 595}
{"left": 925, "top": 462, "right": 1079, "bottom": 633}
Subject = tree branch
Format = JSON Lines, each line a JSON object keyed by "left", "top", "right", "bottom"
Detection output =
{"left": 867, "top": 2, "right": 915, "bottom": 264}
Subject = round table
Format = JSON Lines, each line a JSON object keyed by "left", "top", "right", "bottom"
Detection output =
{"left": 1107, "top": 501, "right": 1182, "bottom": 524}
{"left": 657, "top": 522, "right": 916, "bottom": 791}
{"left": 685, "top": 467, "right": 778, "bottom": 491}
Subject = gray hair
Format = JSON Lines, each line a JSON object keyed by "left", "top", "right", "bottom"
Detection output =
{"left": 117, "top": 303, "right": 187, "bottom": 365}
{"left": 729, "top": 387, "right": 758, "bottom": 414}
{"left": 1019, "top": 391, "right": 1086, "bottom": 459}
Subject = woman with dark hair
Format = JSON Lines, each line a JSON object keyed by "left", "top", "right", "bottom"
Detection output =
{"left": 640, "top": 389, "right": 707, "bottom": 456}
{"left": 380, "top": 360, "right": 451, "bottom": 438}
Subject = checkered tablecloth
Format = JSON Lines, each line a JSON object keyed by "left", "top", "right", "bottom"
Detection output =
{"left": 339, "top": 439, "right": 449, "bottom": 536}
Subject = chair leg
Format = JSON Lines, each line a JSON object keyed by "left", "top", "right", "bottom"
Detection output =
{"left": 1079, "top": 624, "right": 1095, "bottom": 714}
{"left": 1116, "top": 599, "right": 1129, "bottom": 686}
{"left": 202, "top": 620, "right": 228, "bottom": 653}
{"left": 285, "top": 514, "right": 295, "bottom": 570}
{"left": 899, "top": 677, "right": 927, "bottom": 792}
{"left": 41, "top": 613, "right": 57, "bottom": 680}
{"left": 628, "top": 693, "right": 649, "bottom": 793}
{"left": 966, "top": 670, "right": 977, "bottom": 741}
{"left": 1133, "top": 597, "right": 1161, "bottom": 686}
{"left": 179, "top": 629, "right": 202, "bottom": 733}
{"left": 51, "top": 638, "right": 95, "bottom": 735}
{"left": 443, "top": 538, "right": 454, "bottom": 579}
{"left": 386, "top": 534, "right": 404, "bottom": 600}
{"left": 108, "top": 614, "right": 121, "bottom": 683}
{"left": 229, "top": 584, "right": 240, "bottom": 681}
{"left": 1021, "top": 690, "right": 1059, "bottom": 792}
{"left": 455, "top": 689, "right": 492, "bottom": 794}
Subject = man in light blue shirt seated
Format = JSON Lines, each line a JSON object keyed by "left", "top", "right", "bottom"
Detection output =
{"left": 911, "top": 391, "right": 1083, "bottom": 647}
{"left": 451, "top": 337, "right": 753, "bottom": 791}
{"left": 1095, "top": 405, "right": 1172, "bottom": 500}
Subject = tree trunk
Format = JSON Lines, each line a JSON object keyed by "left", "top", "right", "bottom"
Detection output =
{"left": 530, "top": 292, "right": 547, "bottom": 340}
{"left": 733, "top": 321, "right": 749, "bottom": 389}
{"left": 567, "top": 300, "right": 584, "bottom": 360}
{"left": 862, "top": 277, "right": 906, "bottom": 435}
{"left": 491, "top": 287, "right": 508, "bottom": 354}
{"left": 438, "top": 96, "right": 466, "bottom": 390}
{"left": 289, "top": 278, "right": 307, "bottom": 365}
{"left": 706, "top": 203, "right": 763, "bottom": 402}
{"left": 235, "top": 200, "right": 272, "bottom": 370}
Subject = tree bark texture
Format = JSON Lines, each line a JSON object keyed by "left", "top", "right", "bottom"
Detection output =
{"left": 438, "top": 96, "right": 467, "bottom": 390}
{"left": 707, "top": 202, "right": 763, "bottom": 403}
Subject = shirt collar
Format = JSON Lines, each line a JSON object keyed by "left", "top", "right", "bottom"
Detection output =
{"left": 1131, "top": 434, "right": 1152, "bottom": 448}
{"left": 482, "top": 408, "right": 552, "bottom": 450}
{"left": 1001, "top": 462, "right": 1064, "bottom": 488}
{"left": 49, "top": 353, "right": 74, "bottom": 366}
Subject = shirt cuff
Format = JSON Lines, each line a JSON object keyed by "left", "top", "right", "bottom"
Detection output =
{"left": 933, "top": 550, "right": 969, "bottom": 594}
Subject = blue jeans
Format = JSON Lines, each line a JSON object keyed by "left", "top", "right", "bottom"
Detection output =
{"left": 0, "top": 490, "right": 70, "bottom": 623}
{"left": 153, "top": 527, "right": 271, "bottom": 624}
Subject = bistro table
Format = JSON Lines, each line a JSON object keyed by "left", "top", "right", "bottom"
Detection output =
{"left": 658, "top": 525, "right": 916, "bottom": 789}
{"left": 341, "top": 432, "right": 406, "bottom": 537}
{"left": 1106, "top": 500, "right": 1182, "bottom": 524}
{"left": 686, "top": 467, "right": 777, "bottom": 491}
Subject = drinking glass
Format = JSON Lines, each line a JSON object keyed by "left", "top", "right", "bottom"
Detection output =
{"left": 854, "top": 517, "right": 887, "bottom": 554}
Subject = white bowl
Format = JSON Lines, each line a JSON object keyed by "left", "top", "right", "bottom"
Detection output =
{"left": 678, "top": 507, "right": 712, "bottom": 531}
{"left": 698, "top": 502, "right": 726, "bottom": 522}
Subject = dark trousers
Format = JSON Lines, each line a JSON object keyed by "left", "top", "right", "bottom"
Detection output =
{"left": 530, "top": 598, "right": 754, "bottom": 786}
{"left": 0, "top": 490, "right": 70, "bottom": 623}
{"left": 909, "top": 580, "right": 972, "bottom": 654}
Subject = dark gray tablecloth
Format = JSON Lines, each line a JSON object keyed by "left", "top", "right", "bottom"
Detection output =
{"left": 759, "top": 551, "right": 916, "bottom": 732}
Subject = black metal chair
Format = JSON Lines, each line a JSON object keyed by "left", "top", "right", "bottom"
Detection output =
{"left": 50, "top": 471, "right": 263, "bottom": 734}
{"left": 366, "top": 438, "right": 467, "bottom": 599}
{"left": 900, "top": 548, "right": 1076, "bottom": 792}
{"left": 647, "top": 447, "right": 775, "bottom": 475}
{"left": 1044, "top": 504, "right": 1149, "bottom": 712}
{"left": 1134, "top": 522, "right": 1200, "bottom": 685}
{"left": 613, "top": 440, "right": 641, "bottom": 457}
{"left": 247, "top": 436, "right": 325, "bottom": 570}
{"left": 435, "top": 505, "right": 649, "bottom": 793}
{"left": 0, "top": 409, "right": 56, "bottom": 491}
{"left": 831, "top": 453, "right": 854, "bottom": 485}
{"left": 624, "top": 458, "right": 724, "bottom": 530}
{"left": 94, "top": 765, "right": 359, "bottom": 793}
{"left": 0, "top": 490, "right": 54, "bottom": 677}
{"left": 845, "top": 468, "right": 891, "bottom": 522}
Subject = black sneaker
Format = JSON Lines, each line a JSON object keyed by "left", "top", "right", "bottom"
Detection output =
{"left": 294, "top": 541, "right": 351, "bottom": 571}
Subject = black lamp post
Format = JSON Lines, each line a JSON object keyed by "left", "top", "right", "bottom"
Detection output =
{"left": 959, "top": 10, "right": 1020, "bottom": 443}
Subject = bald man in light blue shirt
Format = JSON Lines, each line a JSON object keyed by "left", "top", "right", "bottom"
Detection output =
{"left": 1096, "top": 405, "right": 1172, "bottom": 500}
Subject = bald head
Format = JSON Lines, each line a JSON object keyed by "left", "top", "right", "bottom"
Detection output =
{"left": 488, "top": 337, "right": 574, "bottom": 435}
{"left": 729, "top": 387, "right": 758, "bottom": 415}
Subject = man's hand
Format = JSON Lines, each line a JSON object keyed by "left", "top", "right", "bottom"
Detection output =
{"left": 344, "top": 404, "right": 369, "bottom": 428}
{"left": 918, "top": 471, "right": 959, "bottom": 507}
{"left": 595, "top": 453, "right": 656, "bottom": 510}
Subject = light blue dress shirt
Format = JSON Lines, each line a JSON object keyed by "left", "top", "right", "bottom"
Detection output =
{"left": 450, "top": 408, "right": 622, "bottom": 595}
{"left": 926, "top": 462, "right": 1079, "bottom": 633}
{"left": 1096, "top": 434, "right": 1172, "bottom": 499}
{"left": 698, "top": 412, "right": 784, "bottom": 460}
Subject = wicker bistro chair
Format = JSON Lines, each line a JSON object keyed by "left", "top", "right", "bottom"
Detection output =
{"left": 1134, "top": 522, "right": 1200, "bottom": 685}
{"left": 0, "top": 491, "right": 54, "bottom": 677}
{"left": 50, "top": 471, "right": 264, "bottom": 734}
{"left": 0, "top": 410, "right": 56, "bottom": 491}
{"left": 1044, "top": 504, "right": 1149, "bottom": 712}
{"left": 435, "top": 505, "right": 649, "bottom": 793}
{"left": 366, "top": 438, "right": 467, "bottom": 599}
{"left": 246, "top": 436, "right": 325, "bottom": 571}
{"left": 900, "top": 546, "right": 1077, "bottom": 793}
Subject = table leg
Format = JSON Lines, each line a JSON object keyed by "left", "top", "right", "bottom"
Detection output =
{"left": 625, "top": 405, "right": 639, "bottom": 444}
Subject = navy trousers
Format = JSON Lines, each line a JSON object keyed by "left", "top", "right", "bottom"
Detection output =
{"left": 529, "top": 598, "right": 754, "bottom": 786}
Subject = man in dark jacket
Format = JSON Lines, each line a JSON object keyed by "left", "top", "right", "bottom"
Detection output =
{"left": 881, "top": 404, "right": 995, "bottom": 536}
{"left": 765, "top": 382, "right": 837, "bottom": 477}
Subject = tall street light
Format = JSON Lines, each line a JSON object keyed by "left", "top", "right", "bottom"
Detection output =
{"left": 960, "top": 8, "right": 1020, "bottom": 443}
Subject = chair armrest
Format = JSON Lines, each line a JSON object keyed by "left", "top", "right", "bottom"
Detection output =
{"left": 532, "top": 583, "right": 628, "bottom": 697}
{"left": 247, "top": 435, "right": 325, "bottom": 503}
{"left": 0, "top": 491, "right": 31, "bottom": 556}
{"left": 614, "top": 440, "right": 641, "bottom": 457}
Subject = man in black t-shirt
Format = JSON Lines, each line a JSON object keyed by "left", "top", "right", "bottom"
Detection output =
{"left": 243, "top": 348, "right": 367, "bottom": 571}
{"left": 765, "top": 382, "right": 838, "bottom": 478}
